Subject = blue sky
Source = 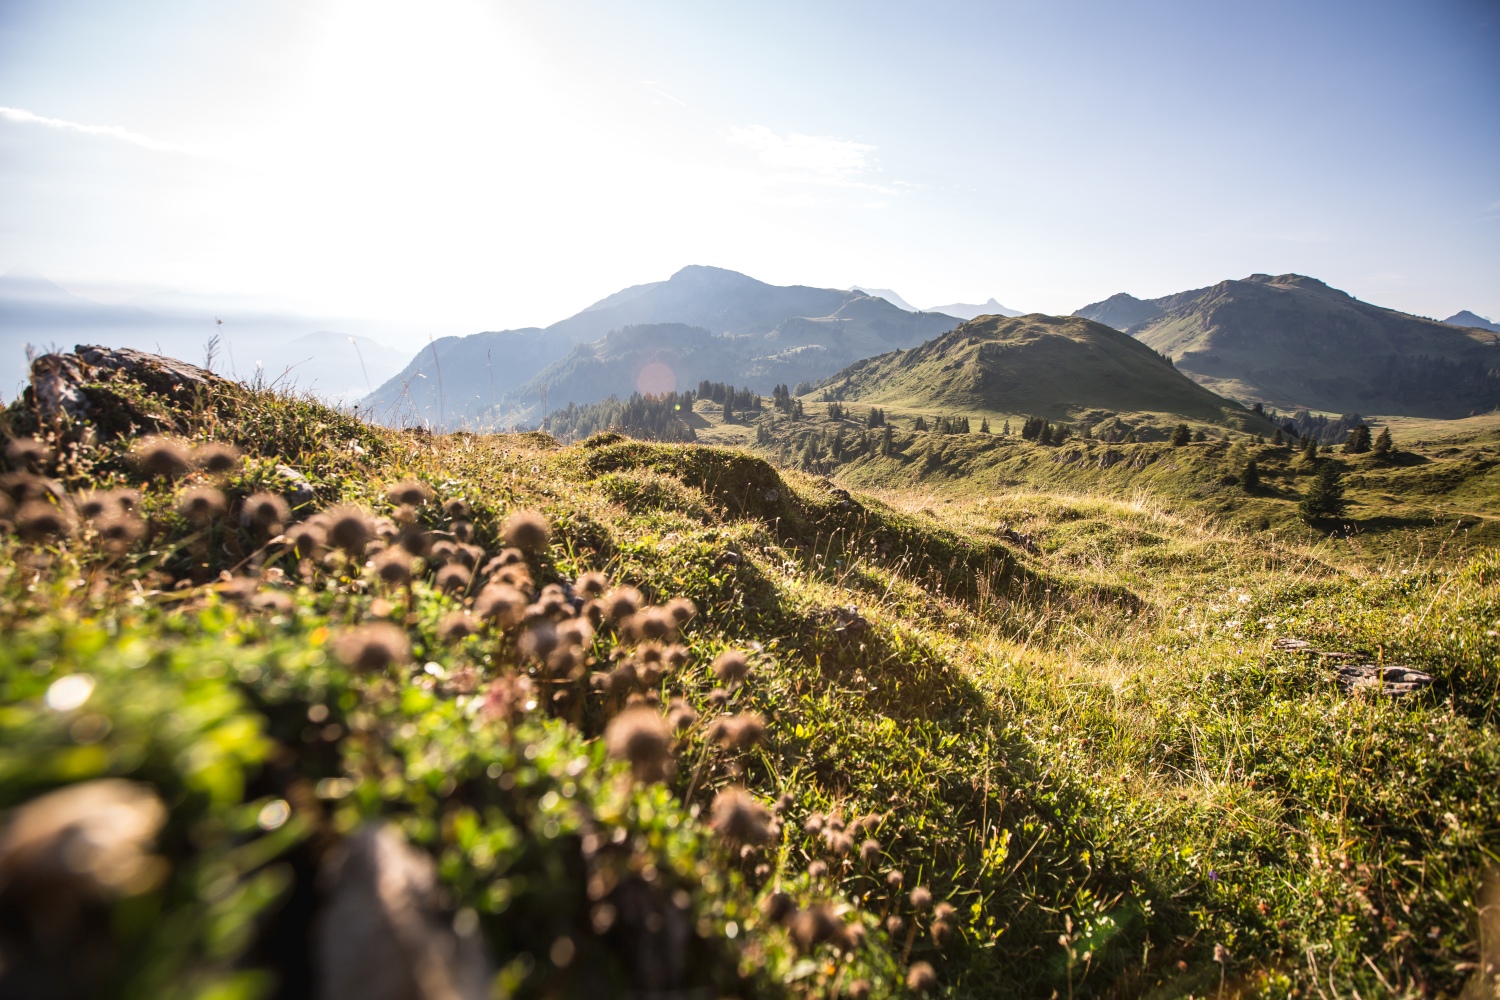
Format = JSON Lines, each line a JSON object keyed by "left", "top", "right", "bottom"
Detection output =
{"left": 1, "top": 0, "right": 1496, "bottom": 342}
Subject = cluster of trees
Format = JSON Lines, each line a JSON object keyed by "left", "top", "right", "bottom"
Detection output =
{"left": 769, "top": 384, "right": 804, "bottom": 417}
{"left": 542, "top": 392, "right": 697, "bottom": 443}
{"left": 1375, "top": 354, "right": 1500, "bottom": 411}
{"left": 931, "top": 415, "right": 972, "bottom": 435}
{"left": 827, "top": 401, "right": 848, "bottom": 420}
{"left": 865, "top": 407, "right": 886, "bottom": 428}
{"left": 1020, "top": 415, "right": 1072, "bottom": 446}
{"left": 1264, "top": 408, "right": 1369, "bottom": 446}
{"left": 697, "top": 381, "right": 761, "bottom": 412}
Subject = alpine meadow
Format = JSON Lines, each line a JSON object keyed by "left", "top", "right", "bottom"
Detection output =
{"left": 1, "top": 3, "right": 1498, "bottom": 1000}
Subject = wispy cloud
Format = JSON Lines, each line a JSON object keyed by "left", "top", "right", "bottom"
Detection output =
{"left": 727, "top": 125, "right": 886, "bottom": 189}
{"left": 0, "top": 105, "right": 199, "bottom": 154}
{"left": 641, "top": 81, "right": 686, "bottom": 106}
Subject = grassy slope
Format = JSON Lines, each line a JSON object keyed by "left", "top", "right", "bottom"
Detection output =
{"left": 817, "top": 314, "right": 1265, "bottom": 429}
{"left": 2, "top": 365, "right": 1498, "bottom": 999}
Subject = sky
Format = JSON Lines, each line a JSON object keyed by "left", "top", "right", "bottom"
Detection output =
{"left": 1, "top": 0, "right": 1497, "bottom": 346}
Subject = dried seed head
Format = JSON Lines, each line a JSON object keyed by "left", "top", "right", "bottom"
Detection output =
{"left": 428, "top": 540, "right": 457, "bottom": 565}
{"left": 374, "top": 548, "right": 413, "bottom": 585}
{"left": 557, "top": 618, "right": 594, "bottom": 649}
{"left": 856, "top": 813, "right": 881, "bottom": 833}
{"left": 178, "top": 487, "right": 227, "bottom": 524}
{"left": 242, "top": 492, "right": 290, "bottom": 529}
{"left": 76, "top": 492, "right": 114, "bottom": 520}
{"left": 6, "top": 437, "right": 51, "bottom": 470}
{"left": 604, "top": 706, "right": 673, "bottom": 782}
{"left": 846, "top": 980, "right": 872, "bottom": 1000}
{"left": 804, "top": 813, "right": 825, "bottom": 835}
{"left": 192, "top": 442, "right": 241, "bottom": 473}
{"left": 454, "top": 543, "right": 484, "bottom": 569}
{"left": 885, "top": 915, "right": 905, "bottom": 936}
{"left": 906, "top": 962, "right": 937, "bottom": 993}
{"left": 909, "top": 886, "right": 933, "bottom": 911}
{"left": 707, "top": 713, "right": 765, "bottom": 752}
{"left": 134, "top": 438, "right": 191, "bottom": 479}
{"left": 885, "top": 870, "right": 904, "bottom": 889}
{"left": 835, "top": 921, "right": 868, "bottom": 952}
{"left": 788, "top": 905, "right": 838, "bottom": 951}
{"left": 474, "top": 585, "right": 527, "bottom": 627}
{"left": 665, "top": 597, "right": 697, "bottom": 625}
{"left": 17, "top": 501, "right": 73, "bottom": 541}
{"left": 760, "top": 890, "right": 795, "bottom": 924}
{"left": 575, "top": 571, "right": 607, "bottom": 598}
{"left": 96, "top": 513, "right": 145, "bottom": 550}
{"left": 327, "top": 507, "right": 374, "bottom": 555}
{"left": 545, "top": 645, "right": 583, "bottom": 679}
{"left": 663, "top": 644, "right": 690, "bottom": 669}
{"left": 435, "top": 563, "right": 472, "bottom": 594}
{"left": 386, "top": 480, "right": 432, "bottom": 507}
{"left": 333, "top": 622, "right": 411, "bottom": 672}
{"left": 450, "top": 520, "right": 473, "bottom": 542}
{"left": 438, "top": 612, "right": 474, "bottom": 642}
{"left": 629, "top": 606, "right": 677, "bottom": 642}
{"left": 519, "top": 621, "right": 559, "bottom": 661}
{"left": 859, "top": 838, "right": 882, "bottom": 864}
{"left": 774, "top": 792, "right": 794, "bottom": 814}
{"left": 0, "top": 779, "right": 168, "bottom": 899}
{"left": 602, "top": 587, "right": 641, "bottom": 621}
{"left": 823, "top": 831, "right": 854, "bottom": 856}
{"left": 501, "top": 509, "right": 549, "bottom": 552}
{"left": 710, "top": 787, "right": 773, "bottom": 844}
{"left": 285, "top": 522, "right": 326, "bottom": 559}
{"left": 712, "top": 650, "right": 750, "bottom": 687}
{"left": 398, "top": 524, "right": 432, "bottom": 556}
{"left": 442, "top": 497, "right": 471, "bottom": 519}
{"left": 0, "top": 472, "right": 51, "bottom": 503}
{"left": 114, "top": 489, "right": 140, "bottom": 512}
{"left": 706, "top": 687, "right": 730, "bottom": 709}
{"left": 666, "top": 698, "right": 698, "bottom": 732}
{"left": 808, "top": 860, "right": 828, "bottom": 879}
{"left": 486, "top": 547, "right": 525, "bottom": 571}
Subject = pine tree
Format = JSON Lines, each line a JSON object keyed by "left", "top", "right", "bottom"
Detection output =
{"left": 1002, "top": 420, "right": 1011, "bottom": 436}
{"left": 1372, "top": 426, "right": 1394, "bottom": 459}
{"left": 721, "top": 394, "right": 733, "bottom": 422}
{"left": 1038, "top": 422, "right": 1052, "bottom": 446}
{"left": 1301, "top": 436, "right": 1318, "bottom": 462}
{"left": 1299, "top": 462, "right": 1347, "bottom": 521}
{"left": 1170, "top": 423, "right": 1191, "bottom": 447}
{"left": 1241, "top": 458, "right": 1260, "bottom": 492}
{"left": 880, "top": 424, "right": 895, "bottom": 456}
{"left": 1273, "top": 428, "right": 1284, "bottom": 447}
{"left": 1342, "top": 424, "right": 1371, "bottom": 454}
{"left": 980, "top": 417, "right": 991, "bottom": 433}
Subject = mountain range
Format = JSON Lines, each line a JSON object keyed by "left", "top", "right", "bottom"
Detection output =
{"left": 361, "top": 266, "right": 958, "bottom": 428}
{"left": 851, "top": 286, "right": 1023, "bottom": 320}
{"left": 1073, "top": 274, "right": 1500, "bottom": 417}
{"left": 0, "top": 268, "right": 406, "bottom": 401}
{"left": 819, "top": 313, "right": 1264, "bottom": 427}
{"left": 1445, "top": 310, "right": 1500, "bottom": 333}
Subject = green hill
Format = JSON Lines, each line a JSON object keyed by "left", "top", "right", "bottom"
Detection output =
{"left": 1090, "top": 274, "right": 1500, "bottom": 417}
{"left": 3, "top": 347, "right": 1499, "bottom": 1000}
{"left": 820, "top": 313, "right": 1264, "bottom": 427}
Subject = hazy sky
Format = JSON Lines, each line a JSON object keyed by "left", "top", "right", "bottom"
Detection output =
{"left": 2, "top": 0, "right": 1497, "bottom": 343}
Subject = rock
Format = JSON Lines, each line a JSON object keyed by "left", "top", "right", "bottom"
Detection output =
{"left": 1002, "top": 528, "right": 1039, "bottom": 553}
{"left": 26, "top": 345, "right": 227, "bottom": 434}
{"left": 315, "top": 824, "right": 488, "bottom": 1000}
{"left": 276, "top": 465, "right": 317, "bottom": 511}
{"left": 1333, "top": 663, "right": 1434, "bottom": 697}
{"left": 831, "top": 605, "right": 868, "bottom": 639}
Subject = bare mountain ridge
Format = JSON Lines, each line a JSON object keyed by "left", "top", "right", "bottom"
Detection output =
{"left": 1074, "top": 274, "right": 1499, "bottom": 417}
{"left": 362, "top": 266, "right": 959, "bottom": 429}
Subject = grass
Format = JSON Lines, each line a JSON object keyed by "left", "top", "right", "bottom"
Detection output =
{"left": 1, "top": 357, "right": 1497, "bottom": 999}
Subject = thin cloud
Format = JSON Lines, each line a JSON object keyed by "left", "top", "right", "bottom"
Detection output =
{"left": 0, "top": 105, "right": 199, "bottom": 154}
{"left": 727, "top": 124, "right": 885, "bottom": 189}
{"left": 641, "top": 81, "right": 686, "bottom": 106}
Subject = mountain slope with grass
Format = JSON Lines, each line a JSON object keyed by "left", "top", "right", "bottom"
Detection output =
{"left": 2, "top": 347, "right": 1498, "bottom": 1000}
{"left": 1071, "top": 291, "right": 1167, "bottom": 331}
{"left": 816, "top": 313, "right": 1266, "bottom": 427}
{"left": 1093, "top": 274, "right": 1500, "bottom": 417}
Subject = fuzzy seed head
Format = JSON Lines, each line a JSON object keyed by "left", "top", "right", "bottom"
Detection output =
{"left": 242, "top": 492, "right": 290, "bottom": 529}
{"left": 885, "top": 870, "right": 904, "bottom": 889}
{"left": 666, "top": 698, "right": 698, "bottom": 732}
{"left": 906, "top": 962, "right": 937, "bottom": 993}
{"left": 760, "top": 890, "right": 795, "bottom": 924}
{"left": 574, "top": 571, "right": 607, "bottom": 598}
{"left": 442, "top": 497, "right": 471, "bottom": 519}
{"left": 604, "top": 706, "right": 673, "bottom": 783}
{"left": 285, "top": 523, "right": 326, "bottom": 559}
{"left": 17, "top": 501, "right": 72, "bottom": 541}
{"left": 859, "top": 838, "right": 882, "bottom": 864}
{"left": 602, "top": 587, "right": 641, "bottom": 621}
{"left": 706, "top": 687, "right": 729, "bottom": 709}
{"left": 435, "top": 563, "right": 472, "bottom": 594}
{"left": 438, "top": 612, "right": 474, "bottom": 642}
{"left": 474, "top": 585, "right": 526, "bottom": 627}
{"left": 788, "top": 905, "right": 838, "bottom": 952}
{"left": 178, "top": 487, "right": 227, "bottom": 523}
{"left": 327, "top": 507, "right": 374, "bottom": 555}
{"left": 712, "top": 650, "right": 750, "bottom": 687}
{"left": 707, "top": 713, "right": 765, "bottom": 752}
{"left": 386, "top": 481, "right": 432, "bottom": 507}
{"left": 710, "top": 787, "right": 772, "bottom": 844}
{"left": 885, "top": 915, "right": 904, "bottom": 936}
{"left": 6, "top": 437, "right": 51, "bottom": 470}
{"left": 808, "top": 860, "right": 828, "bottom": 879}
{"left": 97, "top": 513, "right": 145, "bottom": 549}
{"left": 374, "top": 548, "right": 413, "bottom": 585}
{"left": 134, "top": 438, "right": 191, "bottom": 479}
{"left": 250, "top": 590, "right": 294, "bottom": 614}
{"left": 519, "top": 621, "right": 558, "bottom": 661}
{"left": 910, "top": 886, "right": 933, "bottom": 911}
{"left": 333, "top": 622, "right": 411, "bottom": 672}
{"left": 192, "top": 442, "right": 241, "bottom": 473}
{"left": 665, "top": 597, "right": 697, "bottom": 625}
{"left": 501, "top": 509, "right": 549, "bottom": 552}
{"left": 450, "top": 520, "right": 473, "bottom": 542}
{"left": 846, "top": 980, "right": 872, "bottom": 1000}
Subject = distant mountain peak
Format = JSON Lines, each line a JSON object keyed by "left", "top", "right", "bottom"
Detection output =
{"left": 849, "top": 286, "right": 918, "bottom": 312}
{"left": 1444, "top": 310, "right": 1500, "bottom": 333}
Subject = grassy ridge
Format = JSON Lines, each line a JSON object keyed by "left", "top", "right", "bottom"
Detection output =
{"left": 1, "top": 358, "right": 1498, "bottom": 998}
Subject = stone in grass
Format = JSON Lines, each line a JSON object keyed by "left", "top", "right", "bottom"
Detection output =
{"left": 316, "top": 824, "right": 488, "bottom": 1000}
{"left": 1334, "top": 663, "right": 1434, "bottom": 697}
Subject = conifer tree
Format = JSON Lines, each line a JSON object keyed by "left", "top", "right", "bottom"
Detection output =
{"left": 1373, "top": 425, "right": 1394, "bottom": 459}
{"left": 1242, "top": 458, "right": 1260, "bottom": 492}
{"left": 1301, "top": 436, "right": 1318, "bottom": 461}
{"left": 980, "top": 417, "right": 991, "bottom": 433}
{"left": 1299, "top": 462, "right": 1347, "bottom": 521}
{"left": 1002, "top": 420, "right": 1011, "bottom": 436}
{"left": 1273, "top": 428, "right": 1284, "bottom": 447}
{"left": 1170, "top": 423, "right": 1191, "bottom": 446}
{"left": 1342, "top": 424, "right": 1372, "bottom": 454}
